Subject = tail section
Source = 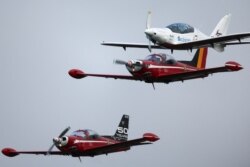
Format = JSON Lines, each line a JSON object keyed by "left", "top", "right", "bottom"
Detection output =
{"left": 210, "top": 14, "right": 231, "bottom": 37}
{"left": 181, "top": 48, "right": 208, "bottom": 69}
{"left": 114, "top": 115, "right": 129, "bottom": 142}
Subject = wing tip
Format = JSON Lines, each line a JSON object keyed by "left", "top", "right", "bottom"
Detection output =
{"left": 143, "top": 133, "right": 160, "bottom": 142}
{"left": 2, "top": 148, "right": 19, "bottom": 157}
{"left": 225, "top": 61, "right": 243, "bottom": 71}
{"left": 68, "top": 69, "right": 86, "bottom": 79}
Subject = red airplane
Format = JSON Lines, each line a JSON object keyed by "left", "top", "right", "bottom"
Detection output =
{"left": 2, "top": 115, "right": 159, "bottom": 160}
{"left": 68, "top": 48, "right": 242, "bottom": 89}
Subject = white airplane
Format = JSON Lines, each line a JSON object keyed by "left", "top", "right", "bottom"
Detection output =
{"left": 102, "top": 12, "right": 250, "bottom": 53}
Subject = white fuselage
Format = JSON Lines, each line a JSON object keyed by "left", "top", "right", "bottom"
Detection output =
{"left": 145, "top": 27, "right": 208, "bottom": 45}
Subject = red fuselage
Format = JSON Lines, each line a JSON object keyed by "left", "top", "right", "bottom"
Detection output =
{"left": 127, "top": 60, "right": 198, "bottom": 81}
{"left": 57, "top": 135, "right": 126, "bottom": 156}
{"left": 68, "top": 51, "right": 243, "bottom": 84}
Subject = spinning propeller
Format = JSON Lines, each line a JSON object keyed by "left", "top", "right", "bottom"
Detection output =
{"left": 113, "top": 59, "right": 127, "bottom": 65}
{"left": 46, "top": 126, "right": 71, "bottom": 155}
{"left": 114, "top": 59, "right": 143, "bottom": 72}
{"left": 145, "top": 11, "right": 152, "bottom": 52}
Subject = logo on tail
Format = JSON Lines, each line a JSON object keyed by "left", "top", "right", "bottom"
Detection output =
{"left": 196, "top": 48, "right": 208, "bottom": 69}
{"left": 210, "top": 14, "right": 231, "bottom": 37}
{"left": 180, "top": 48, "right": 208, "bottom": 69}
{"left": 114, "top": 115, "right": 129, "bottom": 142}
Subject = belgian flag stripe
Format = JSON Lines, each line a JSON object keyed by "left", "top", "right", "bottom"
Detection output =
{"left": 197, "top": 48, "right": 205, "bottom": 68}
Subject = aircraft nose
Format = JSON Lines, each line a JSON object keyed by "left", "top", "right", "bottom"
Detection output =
{"left": 54, "top": 136, "right": 69, "bottom": 147}
{"left": 53, "top": 137, "right": 60, "bottom": 144}
{"left": 145, "top": 29, "right": 156, "bottom": 36}
{"left": 126, "top": 60, "right": 143, "bottom": 72}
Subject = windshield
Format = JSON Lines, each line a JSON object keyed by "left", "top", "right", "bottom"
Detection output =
{"left": 71, "top": 130, "right": 86, "bottom": 138}
{"left": 166, "top": 23, "right": 194, "bottom": 34}
{"left": 71, "top": 129, "right": 99, "bottom": 139}
{"left": 145, "top": 54, "right": 165, "bottom": 63}
{"left": 145, "top": 53, "right": 176, "bottom": 65}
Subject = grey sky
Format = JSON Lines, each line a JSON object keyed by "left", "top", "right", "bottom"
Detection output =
{"left": 0, "top": 0, "right": 250, "bottom": 167}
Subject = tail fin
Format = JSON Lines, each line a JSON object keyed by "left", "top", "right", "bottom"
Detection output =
{"left": 210, "top": 14, "right": 231, "bottom": 37}
{"left": 114, "top": 115, "right": 129, "bottom": 142}
{"left": 181, "top": 48, "right": 208, "bottom": 69}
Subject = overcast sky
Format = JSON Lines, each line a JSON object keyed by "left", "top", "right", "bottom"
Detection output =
{"left": 0, "top": 0, "right": 250, "bottom": 167}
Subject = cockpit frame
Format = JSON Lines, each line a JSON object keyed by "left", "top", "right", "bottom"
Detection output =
{"left": 166, "top": 23, "right": 194, "bottom": 34}
{"left": 71, "top": 129, "right": 100, "bottom": 139}
{"left": 145, "top": 53, "right": 177, "bottom": 65}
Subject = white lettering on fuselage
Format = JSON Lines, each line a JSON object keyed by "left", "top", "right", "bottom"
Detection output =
{"left": 74, "top": 140, "right": 112, "bottom": 144}
{"left": 148, "top": 65, "right": 196, "bottom": 71}
{"left": 177, "top": 36, "right": 191, "bottom": 43}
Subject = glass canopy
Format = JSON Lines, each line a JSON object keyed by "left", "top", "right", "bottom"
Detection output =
{"left": 166, "top": 23, "right": 194, "bottom": 34}
{"left": 71, "top": 129, "right": 100, "bottom": 139}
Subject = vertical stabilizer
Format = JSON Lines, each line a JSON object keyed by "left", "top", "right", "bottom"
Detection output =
{"left": 114, "top": 115, "right": 129, "bottom": 142}
{"left": 210, "top": 14, "right": 231, "bottom": 37}
{"left": 180, "top": 48, "right": 208, "bottom": 69}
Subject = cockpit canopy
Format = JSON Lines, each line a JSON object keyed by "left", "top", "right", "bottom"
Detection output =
{"left": 166, "top": 23, "right": 194, "bottom": 34}
{"left": 145, "top": 53, "right": 176, "bottom": 65}
{"left": 71, "top": 129, "right": 100, "bottom": 139}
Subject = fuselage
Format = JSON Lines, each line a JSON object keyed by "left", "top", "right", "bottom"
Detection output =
{"left": 54, "top": 129, "right": 127, "bottom": 157}
{"left": 125, "top": 53, "right": 199, "bottom": 82}
{"left": 145, "top": 23, "right": 208, "bottom": 46}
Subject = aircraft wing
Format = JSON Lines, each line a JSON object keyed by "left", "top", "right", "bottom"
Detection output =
{"left": 102, "top": 33, "right": 250, "bottom": 50}
{"left": 101, "top": 42, "right": 164, "bottom": 50}
{"left": 83, "top": 73, "right": 141, "bottom": 80}
{"left": 2, "top": 148, "right": 67, "bottom": 157}
{"left": 154, "top": 62, "right": 242, "bottom": 83}
{"left": 16, "top": 151, "right": 65, "bottom": 155}
{"left": 170, "top": 32, "right": 250, "bottom": 50}
{"left": 76, "top": 133, "right": 159, "bottom": 157}
{"left": 68, "top": 69, "right": 142, "bottom": 81}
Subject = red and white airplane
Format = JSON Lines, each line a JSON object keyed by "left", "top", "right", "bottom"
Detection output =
{"left": 68, "top": 48, "right": 242, "bottom": 89}
{"left": 2, "top": 115, "right": 159, "bottom": 160}
{"left": 102, "top": 12, "right": 250, "bottom": 53}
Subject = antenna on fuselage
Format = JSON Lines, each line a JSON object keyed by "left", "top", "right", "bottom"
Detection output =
{"left": 152, "top": 83, "right": 155, "bottom": 90}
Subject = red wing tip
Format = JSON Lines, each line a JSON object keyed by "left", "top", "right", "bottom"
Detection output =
{"left": 2, "top": 148, "right": 19, "bottom": 157}
{"left": 143, "top": 133, "right": 160, "bottom": 142}
{"left": 225, "top": 61, "right": 243, "bottom": 71}
{"left": 68, "top": 69, "right": 86, "bottom": 79}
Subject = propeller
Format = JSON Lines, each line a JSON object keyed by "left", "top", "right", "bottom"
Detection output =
{"left": 146, "top": 11, "right": 151, "bottom": 29}
{"left": 145, "top": 11, "right": 152, "bottom": 52}
{"left": 114, "top": 59, "right": 144, "bottom": 72}
{"left": 113, "top": 59, "right": 127, "bottom": 65}
{"left": 148, "top": 38, "right": 152, "bottom": 52}
{"left": 46, "top": 126, "right": 71, "bottom": 155}
{"left": 58, "top": 126, "right": 71, "bottom": 138}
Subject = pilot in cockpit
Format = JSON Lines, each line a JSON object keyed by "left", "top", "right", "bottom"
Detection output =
{"left": 164, "top": 54, "right": 177, "bottom": 65}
